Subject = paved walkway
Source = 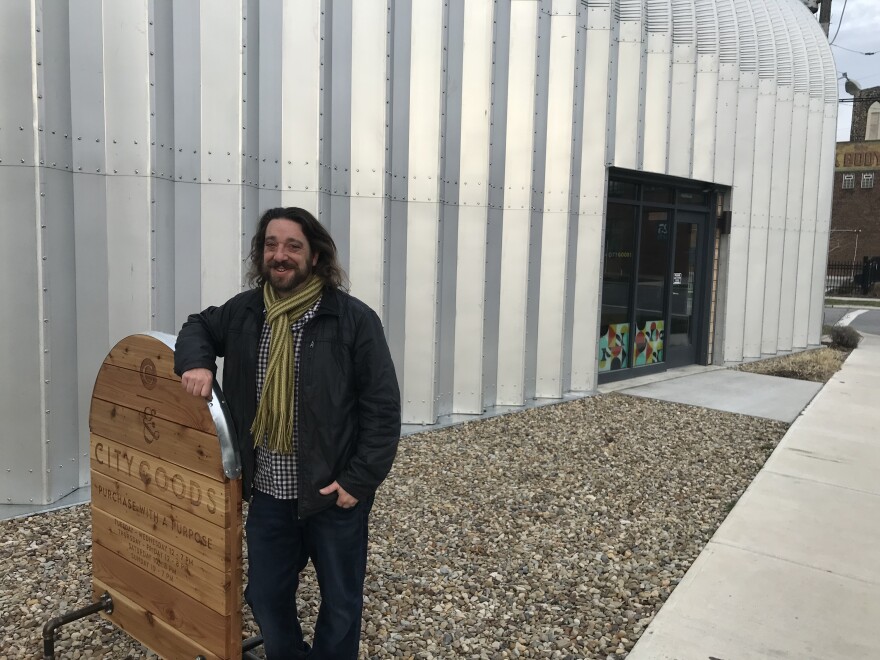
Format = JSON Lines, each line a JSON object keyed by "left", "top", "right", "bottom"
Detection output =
{"left": 629, "top": 333, "right": 880, "bottom": 660}
{"left": 618, "top": 368, "right": 822, "bottom": 423}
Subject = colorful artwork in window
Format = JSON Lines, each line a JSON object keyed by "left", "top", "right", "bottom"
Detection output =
{"left": 599, "top": 323, "right": 629, "bottom": 372}
{"left": 634, "top": 320, "right": 664, "bottom": 366}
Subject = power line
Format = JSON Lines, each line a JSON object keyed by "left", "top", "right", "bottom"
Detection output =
{"left": 832, "top": 43, "right": 876, "bottom": 55}
{"left": 830, "top": 0, "right": 849, "bottom": 45}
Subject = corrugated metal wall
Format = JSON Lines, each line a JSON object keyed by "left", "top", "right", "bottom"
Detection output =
{"left": 0, "top": 0, "right": 837, "bottom": 504}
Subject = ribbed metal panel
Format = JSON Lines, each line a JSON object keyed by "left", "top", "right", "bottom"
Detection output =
{"left": 691, "top": 0, "right": 718, "bottom": 181}
{"left": 716, "top": 0, "right": 738, "bottom": 64}
{"left": 791, "top": 6, "right": 827, "bottom": 349}
{"left": 671, "top": 0, "right": 694, "bottom": 43}
{"left": 810, "top": 97, "right": 836, "bottom": 344}
{"left": 776, "top": 0, "right": 812, "bottom": 352}
{"left": 801, "top": 13, "right": 826, "bottom": 99}
{"left": 793, "top": 103, "right": 823, "bottom": 349}
{"left": 733, "top": 0, "right": 757, "bottom": 72}
{"left": 535, "top": 5, "right": 577, "bottom": 398}
{"left": 668, "top": 0, "right": 696, "bottom": 177}
{"left": 821, "top": 40, "right": 838, "bottom": 103}
{"left": 752, "top": 0, "right": 775, "bottom": 80}
{"left": 759, "top": 0, "right": 794, "bottom": 357}
{"left": 693, "top": 0, "right": 717, "bottom": 54}
{"left": 643, "top": 0, "right": 672, "bottom": 173}
{"left": 768, "top": 0, "right": 793, "bottom": 87}
{"left": 612, "top": 0, "right": 647, "bottom": 167}
{"left": 646, "top": 0, "right": 670, "bottom": 32}
{"left": 741, "top": 0, "right": 777, "bottom": 358}
{"left": 789, "top": 12, "right": 810, "bottom": 93}
{"left": 570, "top": 9, "right": 612, "bottom": 392}
{"left": 2, "top": 0, "right": 840, "bottom": 502}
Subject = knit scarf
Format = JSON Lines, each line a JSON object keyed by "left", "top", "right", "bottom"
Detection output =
{"left": 251, "top": 275, "right": 324, "bottom": 453}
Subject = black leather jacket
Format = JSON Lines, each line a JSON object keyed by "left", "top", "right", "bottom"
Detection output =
{"left": 173, "top": 286, "right": 401, "bottom": 518}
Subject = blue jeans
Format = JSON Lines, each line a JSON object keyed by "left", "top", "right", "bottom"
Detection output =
{"left": 245, "top": 490, "right": 373, "bottom": 660}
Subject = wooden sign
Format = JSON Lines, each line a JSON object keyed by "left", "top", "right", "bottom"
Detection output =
{"left": 89, "top": 333, "right": 242, "bottom": 660}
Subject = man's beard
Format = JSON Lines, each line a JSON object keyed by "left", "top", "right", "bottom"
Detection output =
{"left": 263, "top": 259, "right": 312, "bottom": 295}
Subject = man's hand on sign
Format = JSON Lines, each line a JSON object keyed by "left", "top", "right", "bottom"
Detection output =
{"left": 181, "top": 368, "right": 213, "bottom": 400}
{"left": 319, "top": 481, "right": 359, "bottom": 509}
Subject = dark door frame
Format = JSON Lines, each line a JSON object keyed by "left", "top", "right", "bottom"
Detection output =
{"left": 665, "top": 210, "right": 712, "bottom": 368}
{"left": 598, "top": 170, "right": 721, "bottom": 384}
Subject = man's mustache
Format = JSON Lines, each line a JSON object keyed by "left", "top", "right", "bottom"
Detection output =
{"left": 267, "top": 260, "right": 297, "bottom": 270}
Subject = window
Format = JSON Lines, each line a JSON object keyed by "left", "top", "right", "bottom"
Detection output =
{"left": 677, "top": 189, "right": 709, "bottom": 206}
{"left": 634, "top": 210, "right": 670, "bottom": 366}
{"left": 608, "top": 179, "right": 639, "bottom": 200}
{"left": 600, "top": 203, "right": 636, "bottom": 372}
{"left": 862, "top": 172, "right": 875, "bottom": 189}
{"left": 643, "top": 184, "right": 674, "bottom": 204}
{"left": 867, "top": 102, "right": 880, "bottom": 141}
{"left": 843, "top": 174, "right": 855, "bottom": 189}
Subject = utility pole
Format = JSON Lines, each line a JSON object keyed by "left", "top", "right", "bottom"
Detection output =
{"left": 801, "top": 0, "right": 832, "bottom": 37}
{"left": 819, "top": 0, "right": 832, "bottom": 37}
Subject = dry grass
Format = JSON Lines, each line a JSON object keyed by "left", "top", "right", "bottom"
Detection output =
{"left": 736, "top": 347, "right": 850, "bottom": 383}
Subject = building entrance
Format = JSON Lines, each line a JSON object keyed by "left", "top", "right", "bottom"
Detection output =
{"left": 667, "top": 212, "right": 708, "bottom": 367}
{"left": 599, "top": 172, "right": 716, "bottom": 381}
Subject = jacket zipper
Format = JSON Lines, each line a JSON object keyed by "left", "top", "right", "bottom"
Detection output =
{"left": 296, "top": 335, "right": 316, "bottom": 519}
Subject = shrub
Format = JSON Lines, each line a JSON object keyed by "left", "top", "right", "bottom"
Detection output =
{"left": 830, "top": 325, "right": 862, "bottom": 349}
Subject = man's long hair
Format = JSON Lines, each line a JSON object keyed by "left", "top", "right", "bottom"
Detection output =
{"left": 247, "top": 207, "right": 348, "bottom": 290}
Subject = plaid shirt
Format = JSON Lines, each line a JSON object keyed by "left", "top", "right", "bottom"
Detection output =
{"left": 252, "top": 297, "right": 321, "bottom": 499}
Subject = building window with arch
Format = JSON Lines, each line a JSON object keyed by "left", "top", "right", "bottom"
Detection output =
{"left": 862, "top": 172, "right": 875, "bottom": 189}
{"left": 867, "top": 102, "right": 880, "bottom": 141}
{"left": 843, "top": 174, "right": 855, "bottom": 189}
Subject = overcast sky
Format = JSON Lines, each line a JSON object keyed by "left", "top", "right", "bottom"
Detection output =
{"left": 821, "top": 0, "right": 880, "bottom": 140}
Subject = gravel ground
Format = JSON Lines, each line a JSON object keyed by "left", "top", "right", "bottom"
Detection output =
{"left": 0, "top": 393, "right": 788, "bottom": 659}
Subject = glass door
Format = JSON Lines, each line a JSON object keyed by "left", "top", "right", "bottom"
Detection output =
{"left": 599, "top": 172, "right": 718, "bottom": 381}
{"left": 667, "top": 212, "right": 707, "bottom": 366}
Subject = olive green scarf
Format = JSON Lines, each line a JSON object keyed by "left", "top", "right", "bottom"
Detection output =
{"left": 251, "top": 275, "right": 324, "bottom": 453}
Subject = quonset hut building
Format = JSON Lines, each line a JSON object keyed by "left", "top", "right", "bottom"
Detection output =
{"left": 1, "top": 0, "right": 837, "bottom": 505}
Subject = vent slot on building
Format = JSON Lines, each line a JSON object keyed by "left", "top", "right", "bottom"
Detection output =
{"left": 862, "top": 173, "right": 875, "bottom": 189}
{"left": 646, "top": 0, "right": 670, "bottom": 34}
{"left": 843, "top": 174, "right": 855, "bottom": 190}
{"left": 694, "top": 0, "right": 718, "bottom": 55}
{"left": 616, "top": 0, "right": 643, "bottom": 22}
{"left": 716, "top": 2, "right": 738, "bottom": 64}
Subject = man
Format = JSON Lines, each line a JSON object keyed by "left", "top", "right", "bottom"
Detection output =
{"left": 174, "top": 207, "right": 401, "bottom": 659}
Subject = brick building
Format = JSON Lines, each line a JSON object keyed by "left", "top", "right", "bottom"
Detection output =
{"left": 830, "top": 86, "right": 880, "bottom": 262}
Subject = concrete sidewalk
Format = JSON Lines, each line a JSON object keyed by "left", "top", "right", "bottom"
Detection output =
{"left": 629, "top": 333, "right": 880, "bottom": 660}
{"left": 618, "top": 368, "right": 822, "bottom": 423}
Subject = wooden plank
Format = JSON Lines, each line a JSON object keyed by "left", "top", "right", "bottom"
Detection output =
{"left": 93, "top": 542, "right": 230, "bottom": 658}
{"left": 89, "top": 333, "right": 243, "bottom": 658}
{"left": 91, "top": 433, "right": 229, "bottom": 527}
{"left": 93, "top": 579, "right": 226, "bottom": 660}
{"left": 90, "top": 398, "right": 224, "bottom": 481}
{"left": 92, "top": 507, "right": 231, "bottom": 614}
{"left": 223, "top": 477, "right": 243, "bottom": 656}
{"left": 104, "top": 333, "right": 180, "bottom": 382}
{"left": 90, "top": 472, "right": 229, "bottom": 571}
{"left": 92, "top": 362, "right": 215, "bottom": 434}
